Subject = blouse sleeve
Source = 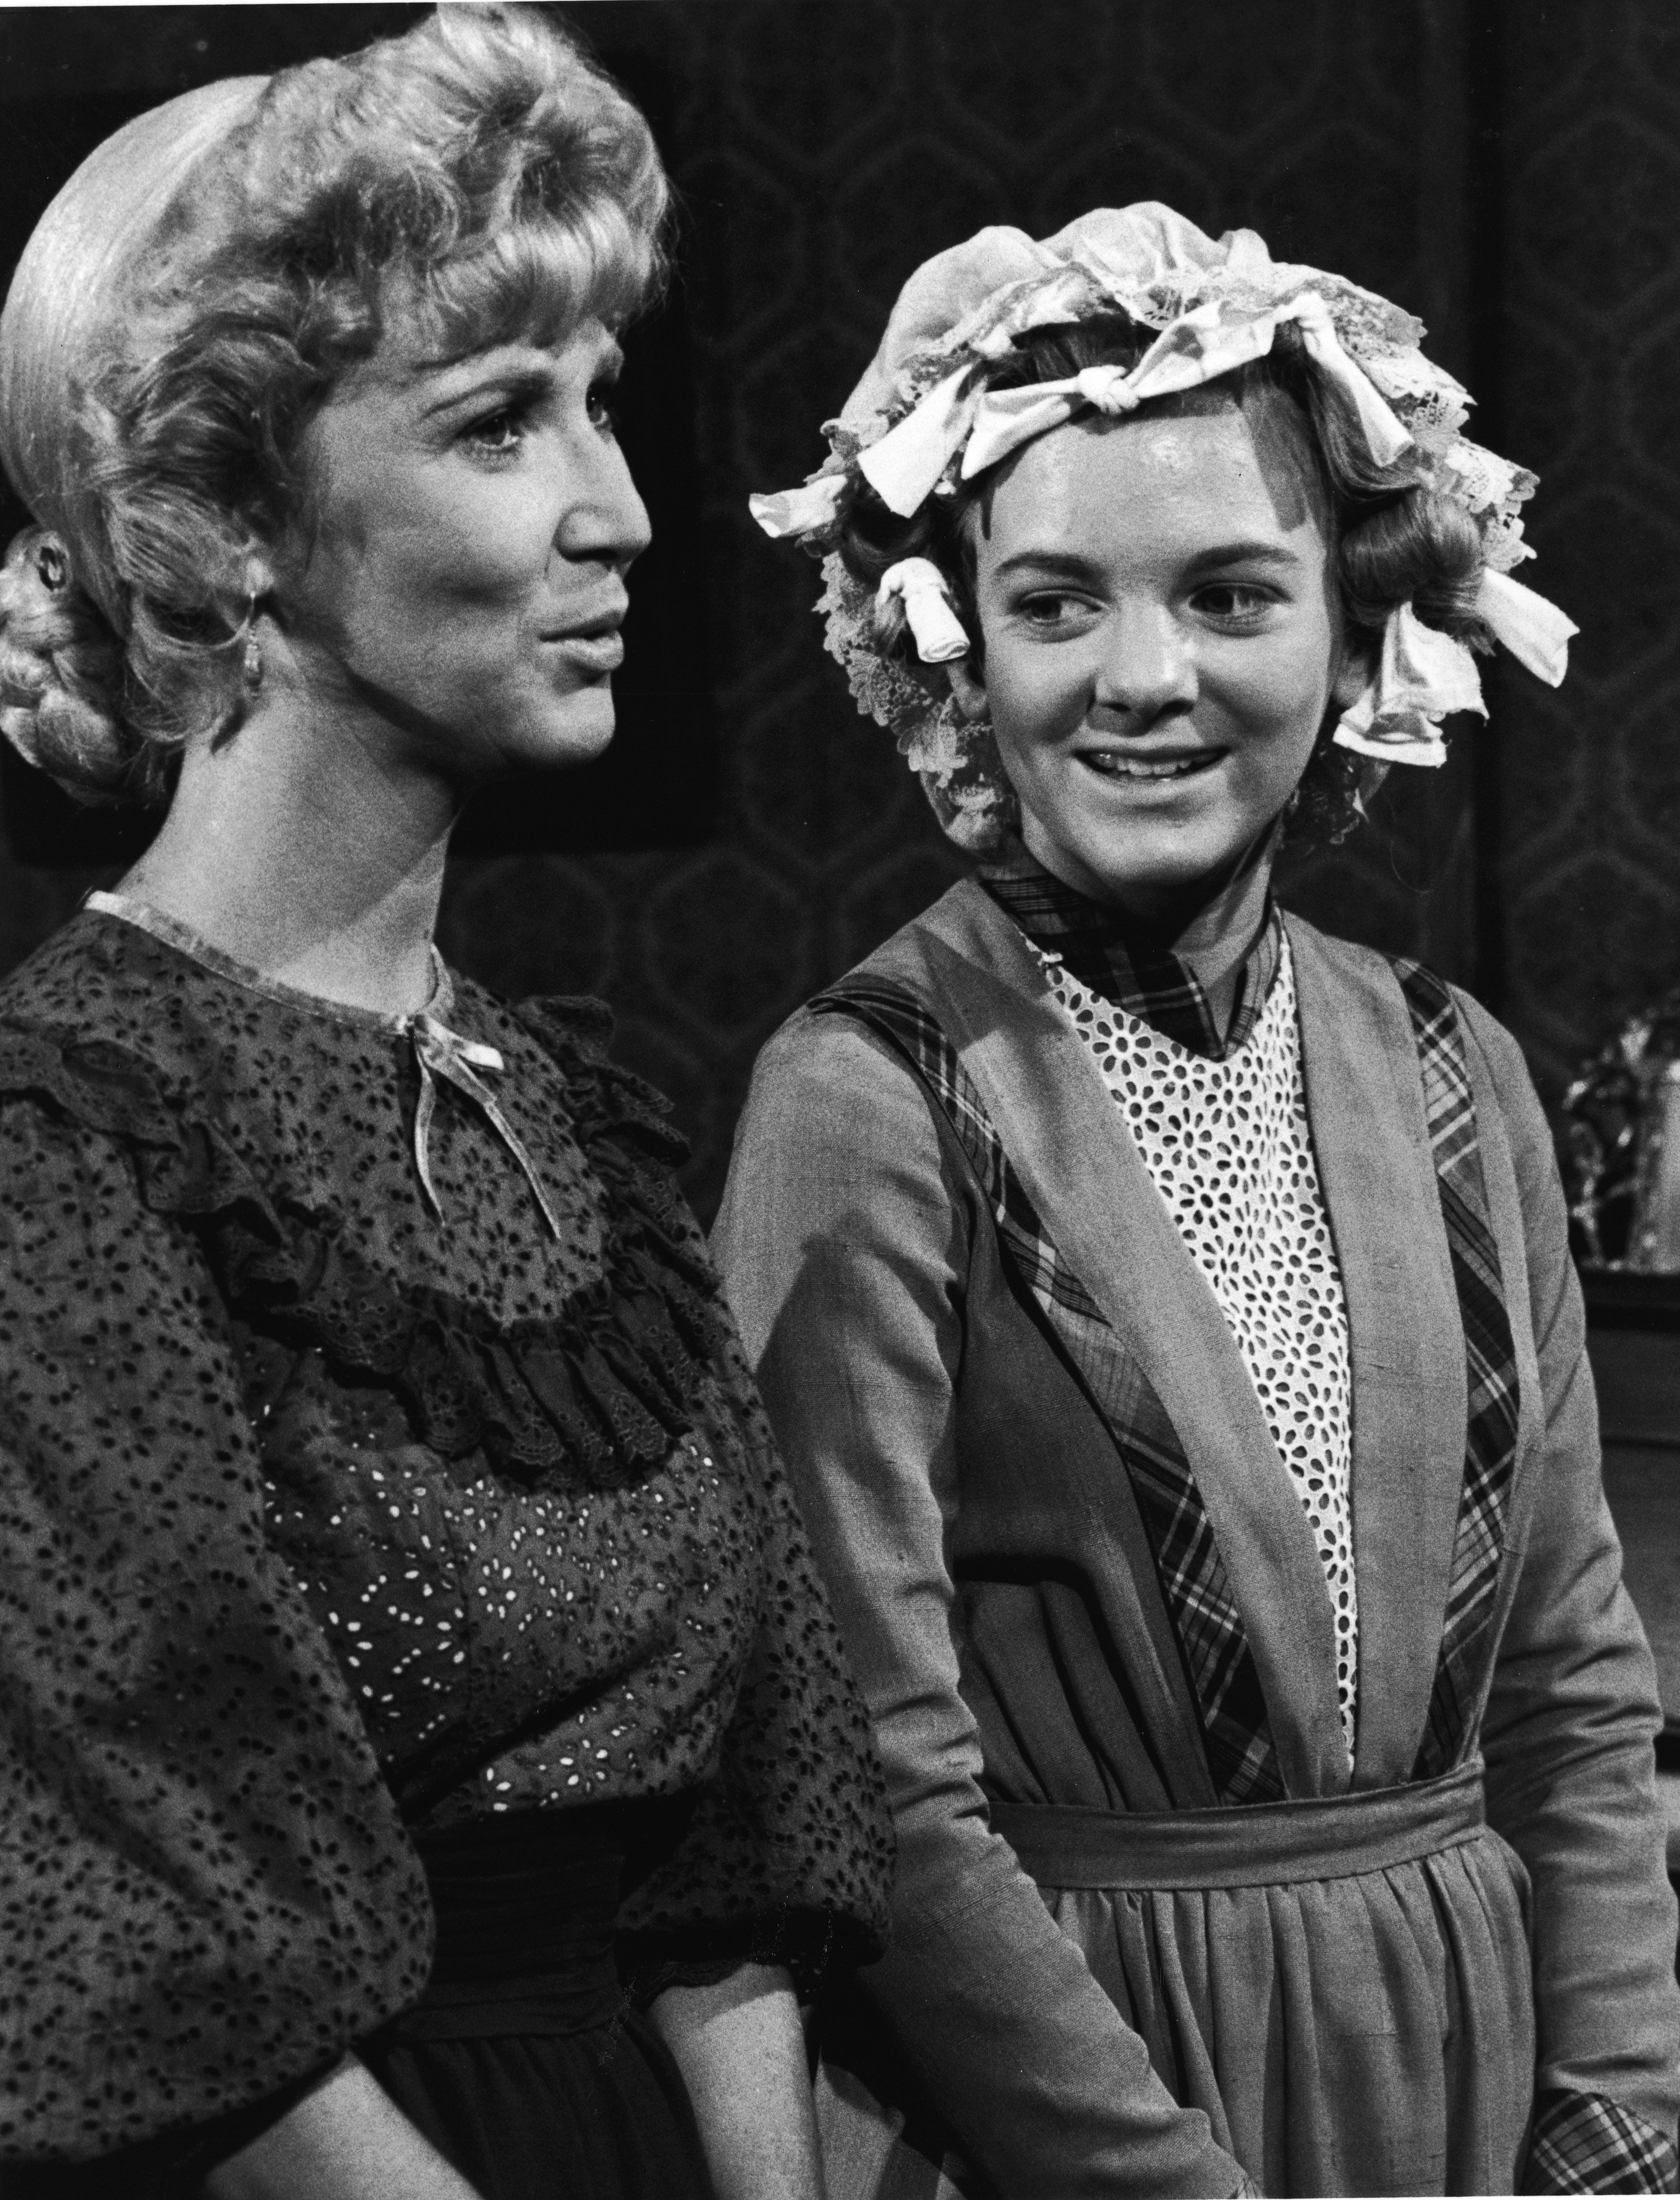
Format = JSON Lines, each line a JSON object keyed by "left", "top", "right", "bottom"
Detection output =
{"left": 713, "top": 1012, "right": 1251, "bottom": 2200}
{"left": 613, "top": 1340, "right": 896, "bottom": 1997}
{"left": 0, "top": 1083, "right": 431, "bottom": 2170}
{"left": 1460, "top": 999, "right": 1680, "bottom": 2165}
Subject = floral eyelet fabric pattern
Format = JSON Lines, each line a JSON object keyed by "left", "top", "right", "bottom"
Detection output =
{"left": 1037, "top": 936, "right": 1359, "bottom": 1757}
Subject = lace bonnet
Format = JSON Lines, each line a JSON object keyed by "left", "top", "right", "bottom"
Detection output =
{"left": 750, "top": 203, "right": 1575, "bottom": 850}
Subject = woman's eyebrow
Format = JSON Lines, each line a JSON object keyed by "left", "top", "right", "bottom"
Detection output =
{"left": 991, "top": 548, "right": 1103, "bottom": 581}
{"left": 1182, "top": 541, "right": 1303, "bottom": 574}
{"left": 991, "top": 540, "right": 1305, "bottom": 582}
{"left": 414, "top": 339, "right": 624, "bottom": 419}
{"left": 418, "top": 362, "right": 557, "bottom": 416}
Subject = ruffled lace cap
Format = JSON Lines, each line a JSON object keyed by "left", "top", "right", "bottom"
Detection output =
{"left": 0, "top": 922, "right": 733, "bottom": 1493}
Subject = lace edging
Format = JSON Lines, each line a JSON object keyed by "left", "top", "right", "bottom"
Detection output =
{"left": 0, "top": 1005, "right": 729, "bottom": 1490}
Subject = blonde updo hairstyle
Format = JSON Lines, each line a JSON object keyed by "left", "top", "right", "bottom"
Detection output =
{"left": 838, "top": 313, "right": 1490, "bottom": 844}
{"left": 0, "top": 4, "right": 668, "bottom": 806}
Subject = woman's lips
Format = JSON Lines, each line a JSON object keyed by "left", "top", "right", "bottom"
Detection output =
{"left": 545, "top": 628, "right": 625, "bottom": 677}
{"left": 1076, "top": 746, "right": 1224, "bottom": 781}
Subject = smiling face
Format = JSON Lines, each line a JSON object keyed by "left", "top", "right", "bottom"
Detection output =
{"left": 274, "top": 315, "right": 650, "bottom": 785}
{"left": 950, "top": 389, "right": 1356, "bottom": 917}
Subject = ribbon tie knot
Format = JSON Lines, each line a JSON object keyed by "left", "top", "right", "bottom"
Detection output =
{"left": 411, "top": 1013, "right": 563, "bottom": 1239}
{"left": 1073, "top": 364, "right": 1141, "bottom": 416}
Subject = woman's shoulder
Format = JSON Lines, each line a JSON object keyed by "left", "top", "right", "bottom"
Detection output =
{"left": 746, "top": 991, "right": 950, "bottom": 1150}
{"left": 1, "top": 901, "right": 169, "bottom": 1037}
{"left": 0, "top": 912, "right": 368, "bottom": 1309}
{"left": 752, "top": 995, "right": 925, "bottom": 1101}
{"left": 1282, "top": 909, "right": 1546, "bottom": 1150}
{"left": 748, "top": 881, "right": 979, "bottom": 1088}
{"left": 0, "top": 904, "right": 419, "bottom": 1191}
{"left": 0, "top": 907, "right": 219, "bottom": 1145}
{"left": 496, "top": 983, "right": 691, "bottom": 1171}
{"left": 1, "top": 899, "right": 368, "bottom": 1082}
{"left": 1275, "top": 906, "right": 1407, "bottom": 1007}
{"left": 731, "top": 965, "right": 982, "bottom": 1229}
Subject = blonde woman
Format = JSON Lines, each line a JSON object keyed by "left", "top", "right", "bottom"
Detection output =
{"left": 0, "top": 12, "right": 889, "bottom": 2197}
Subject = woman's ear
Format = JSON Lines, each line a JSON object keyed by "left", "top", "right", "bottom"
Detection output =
{"left": 242, "top": 548, "right": 280, "bottom": 606}
{"left": 946, "top": 650, "right": 989, "bottom": 723}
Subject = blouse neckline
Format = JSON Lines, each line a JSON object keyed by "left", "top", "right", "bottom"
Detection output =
{"left": 975, "top": 850, "right": 1280, "bottom": 1063}
{"left": 84, "top": 889, "right": 453, "bottom": 1035}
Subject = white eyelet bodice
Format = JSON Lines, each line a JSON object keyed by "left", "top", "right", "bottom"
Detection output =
{"left": 1037, "top": 935, "right": 1358, "bottom": 1759}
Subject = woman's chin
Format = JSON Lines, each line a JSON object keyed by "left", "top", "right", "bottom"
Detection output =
{"left": 557, "top": 707, "right": 620, "bottom": 770}
{"left": 1031, "top": 815, "right": 1255, "bottom": 909}
{"left": 504, "top": 694, "right": 621, "bottom": 774}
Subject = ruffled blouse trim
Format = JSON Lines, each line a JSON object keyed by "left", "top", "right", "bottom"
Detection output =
{"left": 0, "top": 997, "right": 732, "bottom": 1493}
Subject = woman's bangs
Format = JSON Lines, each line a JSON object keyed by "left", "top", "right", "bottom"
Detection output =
{"left": 411, "top": 205, "right": 656, "bottom": 360}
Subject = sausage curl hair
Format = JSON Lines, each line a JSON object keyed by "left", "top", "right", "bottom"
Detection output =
{"left": 833, "top": 314, "right": 1491, "bottom": 847}
{"left": 0, "top": 4, "right": 669, "bottom": 806}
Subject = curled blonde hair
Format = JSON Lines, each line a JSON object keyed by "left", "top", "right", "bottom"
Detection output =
{"left": 0, "top": 4, "right": 669, "bottom": 805}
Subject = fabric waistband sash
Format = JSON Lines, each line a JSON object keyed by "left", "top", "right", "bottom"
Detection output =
{"left": 988, "top": 1760, "right": 1486, "bottom": 1891}
{"left": 388, "top": 1806, "right": 631, "bottom": 2043}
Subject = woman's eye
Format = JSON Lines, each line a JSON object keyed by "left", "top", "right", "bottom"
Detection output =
{"left": 587, "top": 382, "right": 621, "bottom": 435}
{"left": 463, "top": 407, "right": 525, "bottom": 455}
{"left": 1193, "top": 582, "right": 1274, "bottom": 621}
{"left": 1018, "top": 591, "right": 1085, "bottom": 627}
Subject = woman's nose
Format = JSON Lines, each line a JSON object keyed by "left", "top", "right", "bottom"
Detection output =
{"left": 1092, "top": 603, "right": 1196, "bottom": 722}
{"left": 556, "top": 430, "right": 653, "bottom": 572}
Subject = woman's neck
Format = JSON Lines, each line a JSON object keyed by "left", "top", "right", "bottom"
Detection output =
{"left": 119, "top": 691, "right": 459, "bottom": 1018}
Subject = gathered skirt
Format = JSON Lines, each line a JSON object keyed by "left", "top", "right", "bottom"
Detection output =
{"left": 818, "top": 1763, "right": 1535, "bottom": 2199}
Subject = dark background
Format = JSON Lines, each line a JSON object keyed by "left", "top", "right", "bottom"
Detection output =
{"left": 0, "top": 0, "right": 1675, "bottom": 1217}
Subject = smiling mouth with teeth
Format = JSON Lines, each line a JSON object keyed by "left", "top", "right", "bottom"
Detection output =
{"left": 1078, "top": 750, "right": 1223, "bottom": 780}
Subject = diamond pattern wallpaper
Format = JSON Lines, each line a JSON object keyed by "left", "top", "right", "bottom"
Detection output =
{"left": 0, "top": 1, "right": 1674, "bottom": 1217}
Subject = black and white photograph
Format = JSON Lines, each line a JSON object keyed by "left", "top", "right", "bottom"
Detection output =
{"left": 0, "top": 5, "right": 1677, "bottom": 2195}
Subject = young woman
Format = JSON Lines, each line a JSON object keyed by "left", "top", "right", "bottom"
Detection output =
{"left": 0, "top": 12, "right": 889, "bottom": 2197}
{"left": 718, "top": 206, "right": 1680, "bottom": 2197}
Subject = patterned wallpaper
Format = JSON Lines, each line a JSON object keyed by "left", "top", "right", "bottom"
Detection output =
{"left": 0, "top": 2, "right": 1674, "bottom": 1215}
{"left": 1492, "top": 0, "right": 1680, "bottom": 1103}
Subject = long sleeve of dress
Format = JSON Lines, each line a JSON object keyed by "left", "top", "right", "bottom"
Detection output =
{"left": 1461, "top": 999, "right": 1680, "bottom": 2148}
{"left": 611, "top": 1338, "right": 896, "bottom": 1993}
{"left": 0, "top": 1090, "right": 431, "bottom": 2164}
{"left": 714, "top": 1014, "right": 1251, "bottom": 2200}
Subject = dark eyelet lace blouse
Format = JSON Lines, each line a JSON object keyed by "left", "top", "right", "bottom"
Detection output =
{"left": 0, "top": 900, "right": 893, "bottom": 2166}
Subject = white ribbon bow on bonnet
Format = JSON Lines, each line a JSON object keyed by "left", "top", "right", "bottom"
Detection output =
{"left": 750, "top": 203, "right": 1575, "bottom": 847}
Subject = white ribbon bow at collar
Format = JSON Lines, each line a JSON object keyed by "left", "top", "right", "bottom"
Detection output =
{"left": 851, "top": 289, "right": 1414, "bottom": 520}
{"left": 1333, "top": 573, "right": 1578, "bottom": 767}
{"left": 410, "top": 1014, "right": 563, "bottom": 1240}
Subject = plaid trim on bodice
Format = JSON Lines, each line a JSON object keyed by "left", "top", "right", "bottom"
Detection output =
{"left": 811, "top": 941, "right": 1518, "bottom": 1806}
{"left": 977, "top": 852, "right": 1282, "bottom": 1060}
{"left": 1394, "top": 959, "right": 1523, "bottom": 1782}
{"left": 810, "top": 973, "right": 1286, "bottom": 1806}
